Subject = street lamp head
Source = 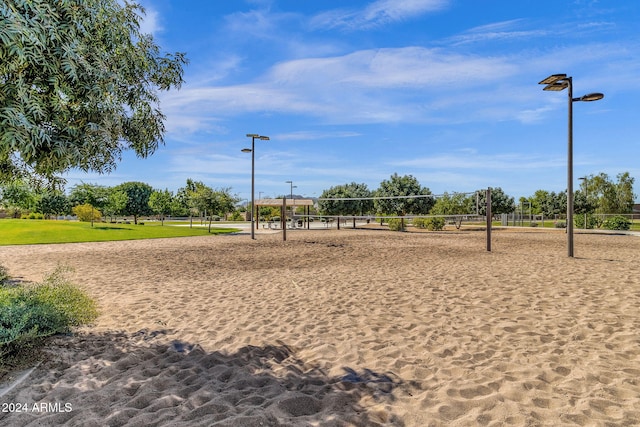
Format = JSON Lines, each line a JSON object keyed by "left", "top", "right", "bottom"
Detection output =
{"left": 246, "top": 134, "right": 259, "bottom": 138}
{"left": 241, "top": 148, "right": 252, "bottom": 153}
{"left": 578, "top": 92, "right": 604, "bottom": 102}
{"left": 540, "top": 74, "right": 570, "bottom": 91}
{"left": 539, "top": 74, "right": 568, "bottom": 85}
{"left": 259, "top": 136, "right": 270, "bottom": 140}
{"left": 543, "top": 81, "right": 569, "bottom": 91}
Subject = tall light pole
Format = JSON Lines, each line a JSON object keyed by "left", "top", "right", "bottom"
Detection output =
{"left": 579, "top": 176, "right": 588, "bottom": 229}
{"left": 242, "top": 134, "right": 269, "bottom": 239}
{"left": 286, "top": 181, "right": 297, "bottom": 200}
{"left": 285, "top": 180, "right": 296, "bottom": 222}
{"left": 539, "top": 74, "right": 603, "bottom": 257}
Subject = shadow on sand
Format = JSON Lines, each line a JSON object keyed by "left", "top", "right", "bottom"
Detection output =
{"left": 1, "top": 329, "right": 409, "bottom": 426}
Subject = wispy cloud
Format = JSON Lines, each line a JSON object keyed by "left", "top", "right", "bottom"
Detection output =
{"left": 310, "top": 0, "right": 450, "bottom": 31}
{"left": 390, "top": 151, "right": 566, "bottom": 171}
{"left": 268, "top": 47, "right": 516, "bottom": 88}
{"left": 449, "top": 19, "right": 549, "bottom": 45}
{"left": 161, "top": 46, "right": 520, "bottom": 129}
{"left": 275, "top": 131, "right": 361, "bottom": 141}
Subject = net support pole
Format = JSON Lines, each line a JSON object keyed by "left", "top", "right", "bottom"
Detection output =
{"left": 282, "top": 198, "right": 287, "bottom": 241}
{"left": 486, "top": 188, "right": 492, "bottom": 252}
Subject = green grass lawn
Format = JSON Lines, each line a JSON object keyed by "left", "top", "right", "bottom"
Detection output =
{"left": 0, "top": 219, "right": 239, "bottom": 246}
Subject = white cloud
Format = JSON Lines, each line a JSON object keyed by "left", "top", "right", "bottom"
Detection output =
{"left": 310, "top": 0, "right": 449, "bottom": 31}
{"left": 390, "top": 151, "right": 566, "bottom": 171}
{"left": 161, "top": 46, "right": 521, "bottom": 129}
{"left": 268, "top": 47, "right": 515, "bottom": 88}
{"left": 275, "top": 131, "right": 361, "bottom": 141}
{"left": 138, "top": 6, "right": 162, "bottom": 35}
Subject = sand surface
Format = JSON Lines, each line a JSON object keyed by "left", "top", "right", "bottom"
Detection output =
{"left": 0, "top": 228, "right": 639, "bottom": 426}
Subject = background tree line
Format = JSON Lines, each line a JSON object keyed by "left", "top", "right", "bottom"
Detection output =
{"left": 0, "top": 171, "right": 635, "bottom": 229}
{"left": 319, "top": 172, "right": 635, "bottom": 218}
{"left": 319, "top": 173, "right": 515, "bottom": 221}
{"left": 0, "top": 179, "right": 238, "bottom": 229}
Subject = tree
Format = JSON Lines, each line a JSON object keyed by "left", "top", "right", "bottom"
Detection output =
{"left": 189, "top": 185, "right": 238, "bottom": 232}
{"left": 430, "top": 193, "right": 474, "bottom": 229}
{"left": 0, "top": 179, "right": 35, "bottom": 216}
{"left": 0, "top": 0, "right": 187, "bottom": 182}
{"left": 68, "top": 182, "right": 108, "bottom": 226}
{"left": 375, "top": 174, "right": 434, "bottom": 215}
{"left": 179, "top": 179, "right": 208, "bottom": 226}
{"left": 148, "top": 189, "right": 173, "bottom": 225}
{"left": 613, "top": 172, "right": 635, "bottom": 213}
{"left": 35, "top": 191, "right": 69, "bottom": 219}
{"left": 72, "top": 204, "right": 102, "bottom": 222}
{"left": 170, "top": 190, "right": 190, "bottom": 217}
{"left": 580, "top": 172, "right": 636, "bottom": 214}
{"left": 114, "top": 181, "right": 153, "bottom": 224}
{"left": 375, "top": 173, "right": 434, "bottom": 231}
{"left": 476, "top": 188, "right": 515, "bottom": 215}
{"left": 68, "top": 183, "right": 109, "bottom": 210}
{"left": 318, "top": 182, "right": 373, "bottom": 223}
{"left": 103, "top": 189, "right": 128, "bottom": 222}
{"left": 529, "top": 190, "right": 565, "bottom": 217}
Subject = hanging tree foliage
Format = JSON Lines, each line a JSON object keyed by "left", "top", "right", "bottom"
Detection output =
{"left": 0, "top": 0, "right": 187, "bottom": 182}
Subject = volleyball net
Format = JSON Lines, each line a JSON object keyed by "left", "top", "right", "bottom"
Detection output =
{"left": 284, "top": 189, "right": 494, "bottom": 250}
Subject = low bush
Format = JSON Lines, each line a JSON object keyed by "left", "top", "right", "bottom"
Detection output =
{"left": 603, "top": 215, "right": 631, "bottom": 231}
{"left": 426, "top": 217, "right": 445, "bottom": 231}
{"left": 412, "top": 217, "right": 428, "bottom": 229}
{"left": 574, "top": 214, "right": 600, "bottom": 229}
{"left": 72, "top": 204, "right": 102, "bottom": 222}
{"left": 0, "top": 265, "right": 99, "bottom": 359}
{"left": 554, "top": 221, "right": 566, "bottom": 228}
{"left": 387, "top": 218, "right": 404, "bottom": 231}
{"left": 413, "top": 217, "right": 445, "bottom": 231}
{"left": 0, "top": 264, "right": 8, "bottom": 284}
{"left": 20, "top": 212, "right": 45, "bottom": 220}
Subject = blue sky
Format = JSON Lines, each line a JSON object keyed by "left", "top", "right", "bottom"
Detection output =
{"left": 65, "top": 0, "right": 640, "bottom": 202}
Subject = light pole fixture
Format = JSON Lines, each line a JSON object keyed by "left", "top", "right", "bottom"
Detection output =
{"left": 285, "top": 180, "right": 297, "bottom": 201}
{"left": 579, "top": 176, "right": 589, "bottom": 229}
{"left": 242, "top": 134, "right": 269, "bottom": 239}
{"left": 285, "top": 180, "right": 297, "bottom": 224}
{"left": 539, "top": 74, "right": 603, "bottom": 257}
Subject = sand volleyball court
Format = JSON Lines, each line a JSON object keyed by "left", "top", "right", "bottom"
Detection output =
{"left": 1, "top": 228, "right": 639, "bottom": 426}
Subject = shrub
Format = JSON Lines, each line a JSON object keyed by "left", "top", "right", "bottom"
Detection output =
{"left": 229, "top": 211, "right": 244, "bottom": 221}
{"left": 0, "top": 264, "right": 9, "bottom": 284}
{"left": 602, "top": 215, "right": 631, "bottom": 231}
{"left": 427, "top": 217, "right": 445, "bottom": 231}
{"left": 72, "top": 204, "right": 102, "bottom": 222}
{"left": 574, "top": 214, "right": 600, "bottom": 229}
{"left": 412, "top": 217, "right": 428, "bottom": 229}
{"left": 0, "top": 266, "right": 99, "bottom": 358}
{"left": 387, "top": 218, "right": 404, "bottom": 231}
{"left": 554, "top": 221, "right": 566, "bottom": 228}
{"left": 24, "top": 212, "right": 45, "bottom": 219}
{"left": 413, "top": 217, "right": 445, "bottom": 231}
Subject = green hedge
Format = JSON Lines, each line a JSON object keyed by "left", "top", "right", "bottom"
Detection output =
{"left": 603, "top": 215, "right": 631, "bottom": 231}
{"left": 413, "top": 217, "right": 445, "bottom": 231}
